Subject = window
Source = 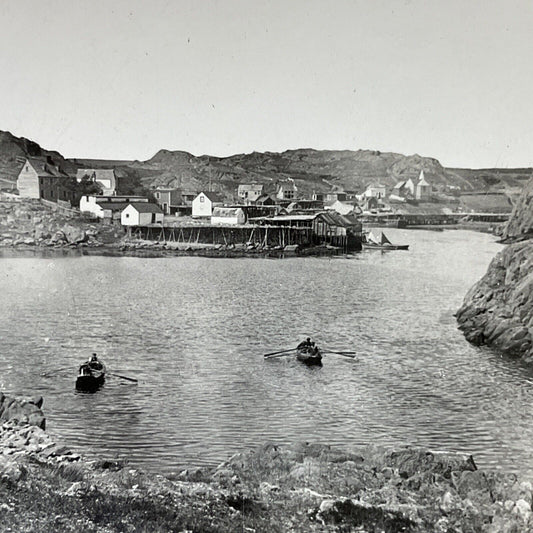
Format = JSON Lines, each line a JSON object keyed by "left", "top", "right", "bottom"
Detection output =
{"left": 200, "top": 196, "right": 204, "bottom": 203}
{"left": 125, "top": 213, "right": 129, "bottom": 218}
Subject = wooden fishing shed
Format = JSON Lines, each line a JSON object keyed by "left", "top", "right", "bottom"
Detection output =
{"left": 311, "top": 211, "right": 362, "bottom": 251}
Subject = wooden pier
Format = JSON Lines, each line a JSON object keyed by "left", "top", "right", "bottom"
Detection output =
{"left": 128, "top": 224, "right": 313, "bottom": 248}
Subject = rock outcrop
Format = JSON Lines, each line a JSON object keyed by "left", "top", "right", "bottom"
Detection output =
{"left": 457, "top": 176, "right": 533, "bottom": 362}
{"left": 0, "top": 393, "right": 46, "bottom": 429}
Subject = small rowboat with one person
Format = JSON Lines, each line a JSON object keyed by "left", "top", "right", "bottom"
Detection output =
{"left": 296, "top": 341, "right": 323, "bottom": 366}
{"left": 76, "top": 354, "right": 106, "bottom": 392}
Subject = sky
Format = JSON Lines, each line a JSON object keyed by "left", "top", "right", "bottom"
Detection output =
{"left": 0, "top": 0, "right": 532, "bottom": 168}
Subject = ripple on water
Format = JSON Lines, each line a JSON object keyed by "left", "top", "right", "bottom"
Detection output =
{"left": 3, "top": 231, "right": 533, "bottom": 475}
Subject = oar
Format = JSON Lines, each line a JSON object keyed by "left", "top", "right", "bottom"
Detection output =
{"left": 263, "top": 348, "right": 297, "bottom": 358}
{"left": 107, "top": 372, "right": 138, "bottom": 383}
{"left": 322, "top": 351, "right": 357, "bottom": 359}
{"left": 41, "top": 367, "right": 74, "bottom": 377}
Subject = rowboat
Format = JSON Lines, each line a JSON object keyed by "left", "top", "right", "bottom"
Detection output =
{"left": 296, "top": 346, "right": 323, "bottom": 366}
{"left": 76, "top": 361, "right": 106, "bottom": 392}
{"left": 362, "top": 230, "right": 409, "bottom": 250}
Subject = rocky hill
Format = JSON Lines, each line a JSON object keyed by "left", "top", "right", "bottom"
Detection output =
{"left": 457, "top": 175, "right": 533, "bottom": 363}
{"left": 0, "top": 129, "right": 531, "bottom": 203}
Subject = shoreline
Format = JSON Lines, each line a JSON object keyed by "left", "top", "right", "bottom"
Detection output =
{"left": 1, "top": 392, "right": 532, "bottom": 532}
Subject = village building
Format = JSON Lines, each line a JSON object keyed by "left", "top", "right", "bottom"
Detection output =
{"left": 76, "top": 169, "right": 117, "bottom": 196}
{"left": 16, "top": 157, "right": 76, "bottom": 204}
{"left": 276, "top": 181, "right": 297, "bottom": 200}
{"left": 325, "top": 191, "right": 347, "bottom": 203}
{"left": 121, "top": 203, "right": 164, "bottom": 226}
{"left": 237, "top": 183, "right": 264, "bottom": 204}
{"left": 192, "top": 191, "right": 224, "bottom": 218}
{"left": 154, "top": 188, "right": 184, "bottom": 214}
{"left": 255, "top": 193, "right": 276, "bottom": 206}
{"left": 325, "top": 200, "right": 362, "bottom": 216}
{"left": 415, "top": 170, "right": 431, "bottom": 200}
{"left": 286, "top": 199, "right": 323, "bottom": 212}
{"left": 311, "top": 211, "right": 362, "bottom": 251}
{"left": 211, "top": 207, "right": 246, "bottom": 225}
{"left": 362, "top": 183, "right": 386, "bottom": 199}
{"left": 80, "top": 195, "right": 149, "bottom": 221}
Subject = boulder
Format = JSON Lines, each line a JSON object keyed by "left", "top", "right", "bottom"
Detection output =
{"left": 61, "top": 224, "right": 87, "bottom": 244}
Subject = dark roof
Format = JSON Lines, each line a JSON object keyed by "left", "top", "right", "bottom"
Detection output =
{"left": 200, "top": 191, "right": 224, "bottom": 202}
{"left": 315, "top": 211, "right": 360, "bottom": 227}
{"left": 27, "top": 158, "right": 67, "bottom": 178}
{"left": 127, "top": 202, "right": 163, "bottom": 214}
{"left": 96, "top": 201, "right": 130, "bottom": 211}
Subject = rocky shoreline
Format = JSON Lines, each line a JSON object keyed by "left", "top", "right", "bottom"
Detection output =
{"left": 456, "top": 177, "right": 533, "bottom": 363}
{"left": 0, "top": 392, "right": 531, "bottom": 532}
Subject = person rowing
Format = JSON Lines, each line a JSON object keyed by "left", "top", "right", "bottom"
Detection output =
{"left": 88, "top": 353, "right": 104, "bottom": 371}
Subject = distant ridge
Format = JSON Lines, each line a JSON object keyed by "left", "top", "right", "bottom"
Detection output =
{"left": 0, "top": 129, "right": 530, "bottom": 201}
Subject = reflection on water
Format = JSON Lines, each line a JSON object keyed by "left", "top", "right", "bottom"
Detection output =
{"left": 2, "top": 229, "right": 533, "bottom": 475}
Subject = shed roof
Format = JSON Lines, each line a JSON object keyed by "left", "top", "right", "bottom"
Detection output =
{"left": 315, "top": 211, "right": 360, "bottom": 227}
{"left": 212, "top": 207, "right": 244, "bottom": 217}
{"left": 198, "top": 191, "right": 224, "bottom": 202}
{"left": 127, "top": 202, "right": 163, "bottom": 214}
{"left": 96, "top": 201, "right": 130, "bottom": 212}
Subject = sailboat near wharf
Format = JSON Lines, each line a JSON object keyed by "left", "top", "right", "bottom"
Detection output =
{"left": 362, "top": 230, "right": 409, "bottom": 250}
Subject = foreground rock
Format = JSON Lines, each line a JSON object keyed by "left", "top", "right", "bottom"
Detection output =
{"left": 1, "top": 393, "right": 532, "bottom": 532}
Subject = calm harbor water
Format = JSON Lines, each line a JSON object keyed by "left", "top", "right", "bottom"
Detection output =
{"left": 2, "top": 229, "right": 533, "bottom": 476}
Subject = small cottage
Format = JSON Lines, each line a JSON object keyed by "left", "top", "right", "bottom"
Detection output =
{"left": 80, "top": 195, "right": 149, "bottom": 219}
{"left": 192, "top": 191, "right": 224, "bottom": 218}
{"left": 363, "top": 183, "right": 386, "bottom": 199}
{"left": 76, "top": 169, "right": 117, "bottom": 196}
{"left": 312, "top": 211, "right": 362, "bottom": 251}
{"left": 211, "top": 207, "right": 246, "bottom": 225}
{"left": 276, "top": 181, "right": 297, "bottom": 200}
{"left": 154, "top": 188, "right": 184, "bottom": 214}
{"left": 121, "top": 203, "right": 164, "bottom": 226}
{"left": 237, "top": 183, "right": 264, "bottom": 204}
{"left": 326, "top": 200, "right": 362, "bottom": 216}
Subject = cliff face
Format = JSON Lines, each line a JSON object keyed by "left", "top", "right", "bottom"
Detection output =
{"left": 457, "top": 176, "right": 533, "bottom": 362}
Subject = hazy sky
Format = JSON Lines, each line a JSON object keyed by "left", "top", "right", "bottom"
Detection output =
{"left": 0, "top": 0, "right": 531, "bottom": 167}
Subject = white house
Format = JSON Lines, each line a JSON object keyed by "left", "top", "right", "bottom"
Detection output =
{"left": 211, "top": 207, "right": 246, "bottom": 225}
{"left": 192, "top": 191, "right": 224, "bottom": 218}
{"left": 76, "top": 169, "right": 117, "bottom": 196}
{"left": 363, "top": 183, "right": 386, "bottom": 199}
{"left": 121, "top": 203, "right": 164, "bottom": 226}
{"left": 325, "top": 200, "right": 362, "bottom": 216}
{"left": 276, "top": 181, "right": 297, "bottom": 200}
{"left": 80, "top": 195, "right": 149, "bottom": 218}
{"left": 237, "top": 183, "right": 264, "bottom": 204}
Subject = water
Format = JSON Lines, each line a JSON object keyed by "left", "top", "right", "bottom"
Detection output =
{"left": 1, "top": 229, "right": 533, "bottom": 476}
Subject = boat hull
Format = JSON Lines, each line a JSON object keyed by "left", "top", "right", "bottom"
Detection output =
{"left": 296, "top": 348, "right": 323, "bottom": 366}
{"left": 362, "top": 243, "right": 409, "bottom": 250}
{"left": 76, "top": 367, "right": 105, "bottom": 392}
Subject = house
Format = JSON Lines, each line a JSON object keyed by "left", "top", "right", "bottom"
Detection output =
{"left": 276, "top": 181, "right": 297, "bottom": 200}
{"left": 192, "top": 191, "right": 224, "bottom": 218}
{"left": 325, "top": 200, "right": 362, "bottom": 216}
{"left": 325, "top": 191, "right": 347, "bottom": 203}
{"left": 154, "top": 188, "right": 184, "bottom": 214}
{"left": 237, "top": 183, "right": 264, "bottom": 204}
{"left": 390, "top": 180, "right": 412, "bottom": 202}
{"left": 80, "top": 195, "right": 149, "bottom": 219}
{"left": 311, "top": 211, "right": 362, "bottom": 251}
{"left": 16, "top": 158, "right": 76, "bottom": 204}
{"left": 286, "top": 200, "right": 323, "bottom": 212}
{"left": 363, "top": 183, "right": 386, "bottom": 199}
{"left": 121, "top": 203, "right": 164, "bottom": 226}
{"left": 415, "top": 170, "right": 431, "bottom": 200}
{"left": 211, "top": 207, "right": 246, "bottom": 225}
{"left": 76, "top": 169, "right": 117, "bottom": 196}
{"left": 256, "top": 193, "right": 276, "bottom": 206}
